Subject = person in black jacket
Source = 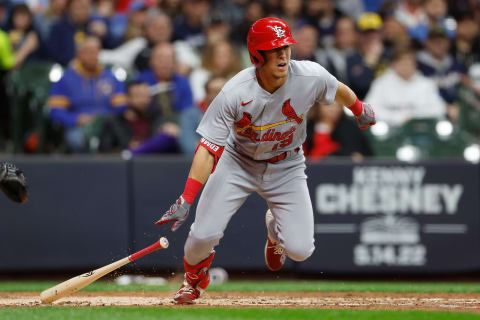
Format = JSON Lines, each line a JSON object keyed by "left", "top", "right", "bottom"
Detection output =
{"left": 99, "top": 81, "right": 159, "bottom": 153}
{"left": 304, "top": 101, "right": 373, "bottom": 161}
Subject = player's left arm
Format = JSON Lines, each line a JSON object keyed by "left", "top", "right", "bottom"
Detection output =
{"left": 335, "top": 81, "right": 376, "bottom": 130}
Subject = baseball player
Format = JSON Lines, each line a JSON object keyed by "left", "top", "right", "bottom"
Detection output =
{"left": 156, "top": 17, "right": 376, "bottom": 304}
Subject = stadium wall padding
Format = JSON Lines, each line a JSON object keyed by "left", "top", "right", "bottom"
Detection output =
{"left": 0, "top": 157, "right": 478, "bottom": 274}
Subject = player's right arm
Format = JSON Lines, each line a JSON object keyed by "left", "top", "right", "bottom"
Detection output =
{"left": 155, "top": 89, "right": 235, "bottom": 231}
{"left": 154, "top": 144, "right": 216, "bottom": 231}
{"left": 188, "top": 145, "right": 215, "bottom": 184}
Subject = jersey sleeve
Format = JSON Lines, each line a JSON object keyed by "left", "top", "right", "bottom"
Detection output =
{"left": 310, "top": 62, "right": 338, "bottom": 105}
{"left": 47, "top": 76, "right": 79, "bottom": 128}
{"left": 196, "top": 90, "right": 236, "bottom": 146}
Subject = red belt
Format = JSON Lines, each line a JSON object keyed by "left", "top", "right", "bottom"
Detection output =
{"left": 264, "top": 147, "right": 300, "bottom": 163}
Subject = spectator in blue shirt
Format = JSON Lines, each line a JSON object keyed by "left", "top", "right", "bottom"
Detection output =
{"left": 131, "top": 42, "right": 195, "bottom": 154}
{"left": 99, "top": 80, "right": 159, "bottom": 153}
{"left": 179, "top": 76, "right": 226, "bottom": 156}
{"left": 136, "top": 42, "right": 193, "bottom": 115}
{"left": 417, "top": 27, "right": 467, "bottom": 103}
{"left": 34, "top": 0, "right": 68, "bottom": 43}
{"left": 47, "top": 36, "right": 127, "bottom": 152}
{"left": 47, "top": 0, "right": 114, "bottom": 66}
{"left": 317, "top": 16, "right": 376, "bottom": 100}
{"left": 304, "top": 0, "right": 343, "bottom": 48}
{"left": 172, "top": 0, "right": 210, "bottom": 49}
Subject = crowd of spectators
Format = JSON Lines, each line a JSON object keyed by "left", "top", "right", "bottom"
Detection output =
{"left": 0, "top": 0, "right": 479, "bottom": 161}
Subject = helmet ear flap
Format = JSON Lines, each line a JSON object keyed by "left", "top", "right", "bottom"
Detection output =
{"left": 250, "top": 54, "right": 259, "bottom": 65}
{"left": 250, "top": 51, "right": 264, "bottom": 67}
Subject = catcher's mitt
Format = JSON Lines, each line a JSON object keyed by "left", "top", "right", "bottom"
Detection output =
{"left": 0, "top": 162, "right": 29, "bottom": 204}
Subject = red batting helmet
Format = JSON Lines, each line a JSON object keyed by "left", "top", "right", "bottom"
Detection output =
{"left": 247, "top": 17, "right": 298, "bottom": 67}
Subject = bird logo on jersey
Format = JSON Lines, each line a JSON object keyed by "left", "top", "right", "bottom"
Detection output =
{"left": 268, "top": 26, "right": 286, "bottom": 38}
{"left": 281, "top": 99, "right": 303, "bottom": 124}
{"left": 235, "top": 99, "right": 303, "bottom": 149}
{"left": 235, "top": 112, "right": 252, "bottom": 129}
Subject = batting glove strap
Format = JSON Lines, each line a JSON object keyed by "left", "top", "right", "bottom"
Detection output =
{"left": 354, "top": 102, "right": 376, "bottom": 130}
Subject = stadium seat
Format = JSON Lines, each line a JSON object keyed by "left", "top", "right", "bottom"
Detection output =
{"left": 457, "top": 84, "right": 480, "bottom": 138}
{"left": 368, "top": 118, "right": 479, "bottom": 160}
{"left": 7, "top": 61, "right": 54, "bottom": 153}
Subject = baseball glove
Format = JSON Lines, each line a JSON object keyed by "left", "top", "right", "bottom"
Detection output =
{"left": 0, "top": 162, "right": 29, "bottom": 204}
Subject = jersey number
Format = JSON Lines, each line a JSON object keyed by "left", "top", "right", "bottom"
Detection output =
{"left": 271, "top": 134, "right": 294, "bottom": 151}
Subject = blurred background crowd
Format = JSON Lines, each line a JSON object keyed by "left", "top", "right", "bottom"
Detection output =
{"left": 0, "top": 0, "right": 479, "bottom": 162}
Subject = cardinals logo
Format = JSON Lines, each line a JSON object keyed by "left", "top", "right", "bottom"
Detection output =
{"left": 281, "top": 99, "right": 303, "bottom": 124}
{"left": 268, "top": 25, "right": 286, "bottom": 38}
{"left": 235, "top": 112, "right": 252, "bottom": 128}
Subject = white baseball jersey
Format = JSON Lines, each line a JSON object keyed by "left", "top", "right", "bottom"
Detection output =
{"left": 184, "top": 59, "right": 339, "bottom": 267}
{"left": 197, "top": 60, "right": 338, "bottom": 160}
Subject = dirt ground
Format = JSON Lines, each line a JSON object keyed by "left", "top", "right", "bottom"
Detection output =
{"left": 2, "top": 292, "right": 480, "bottom": 313}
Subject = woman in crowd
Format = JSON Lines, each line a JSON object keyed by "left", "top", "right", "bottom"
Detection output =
{"left": 5, "top": 3, "right": 40, "bottom": 67}
{"left": 189, "top": 40, "right": 242, "bottom": 104}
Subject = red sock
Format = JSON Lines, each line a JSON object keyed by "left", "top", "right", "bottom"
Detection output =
{"left": 182, "top": 177, "right": 203, "bottom": 204}
{"left": 348, "top": 98, "right": 363, "bottom": 116}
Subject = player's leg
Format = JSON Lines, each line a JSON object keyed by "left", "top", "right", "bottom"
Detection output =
{"left": 260, "top": 163, "right": 315, "bottom": 270}
{"left": 266, "top": 178, "right": 314, "bottom": 261}
{"left": 175, "top": 150, "right": 258, "bottom": 303}
{"left": 185, "top": 152, "right": 260, "bottom": 264}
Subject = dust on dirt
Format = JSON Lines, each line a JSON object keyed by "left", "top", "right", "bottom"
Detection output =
{"left": 2, "top": 291, "right": 480, "bottom": 313}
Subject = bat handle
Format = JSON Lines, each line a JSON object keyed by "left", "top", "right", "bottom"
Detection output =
{"left": 128, "top": 237, "right": 169, "bottom": 262}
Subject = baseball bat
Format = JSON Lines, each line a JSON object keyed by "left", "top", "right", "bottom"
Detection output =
{"left": 40, "top": 237, "right": 169, "bottom": 304}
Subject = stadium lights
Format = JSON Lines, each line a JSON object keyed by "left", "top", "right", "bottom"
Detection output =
{"left": 370, "top": 121, "right": 389, "bottom": 137}
{"left": 49, "top": 64, "right": 63, "bottom": 83}
{"left": 464, "top": 144, "right": 480, "bottom": 163}
{"left": 445, "top": 17, "right": 457, "bottom": 32}
{"left": 121, "top": 150, "right": 133, "bottom": 160}
{"left": 435, "top": 120, "right": 453, "bottom": 138}
{"left": 396, "top": 145, "right": 420, "bottom": 162}
{"left": 113, "top": 66, "right": 127, "bottom": 82}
